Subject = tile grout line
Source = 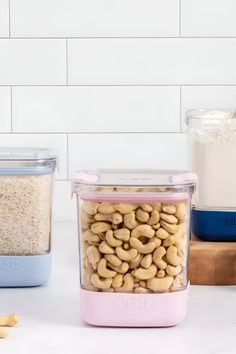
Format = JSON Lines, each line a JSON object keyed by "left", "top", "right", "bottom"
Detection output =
{"left": 179, "top": 0, "right": 182, "bottom": 37}
{"left": 8, "top": 0, "right": 11, "bottom": 37}
{"left": 180, "top": 85, "right": 182, "bottom": 131}
{"left": 66, "top": 38, "right": 68, "bottom": 85}
{"left": 2, "top": 36, "right": 236, "bottom": 39}
{"left": 0, "top": 131, "right": 185, "bottom": 135}
{"left": 66, "top": 133, "right": 69, "bottom": 179}
{"left": 10, "top": 86, "right": 12, "bottom": 132}
{"left": 0, "top": 84, "right": 236, "bottom": 87}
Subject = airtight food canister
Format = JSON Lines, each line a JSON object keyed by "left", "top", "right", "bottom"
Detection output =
{"left": 72, "top": 170, "right": 196, "bottom": 327}
{"left": 0, "top": 148, "right": 57, "bottom": 287}
{"left": 187, "top": 109, "right": 236, "bottom": 241}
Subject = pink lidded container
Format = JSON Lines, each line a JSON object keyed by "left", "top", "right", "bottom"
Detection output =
{"left": 72, "top": 170, "right": 196, "bottom": 327}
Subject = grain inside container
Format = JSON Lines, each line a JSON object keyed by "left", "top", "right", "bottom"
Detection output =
{"left": 0, "top": 148, "right": 57, "bottom": 287}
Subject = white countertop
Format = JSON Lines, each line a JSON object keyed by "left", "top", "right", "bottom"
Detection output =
{"left": 0, "top": 222, "right": 235, "bottom": 354}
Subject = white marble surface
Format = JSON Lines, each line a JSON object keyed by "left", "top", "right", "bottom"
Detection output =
{"left": 0, "top": 222, "right": 235, "bottom": 354}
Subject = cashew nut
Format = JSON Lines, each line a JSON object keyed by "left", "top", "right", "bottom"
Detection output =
{"left": 170, "top": 274, "right": 185, "bottom": 291}
{"left": 86, "top": 245, "right": 101, "bottom": 270}
{"left": 139, "top": 280, "right": 146, "bottom": 287}
{"left": 153, "top": 246, "right": 167, "bottom": 269}
{"left": 112, "top": 274, "right": 123, "bottom": 288}
{"left": 136, "top": 208, "right": 149, "bottom": 222}
{"left": 160, "top": 221, "right": 179, "bottom": 234}
{"left": 0, "top": 314, "right": 19, "bottom": 327}
{"left": 163, "top": 235, "right": 176, "bottom": 247}
{"left": 132, "top": 264, "right": 157, "bottom": 280}
{"left": 160, "top": 213, "right": 178, "bottom": 224}
{"left": 147, "top": 209, "right": 160, "bottom": 225}
{"left": 166, "top": 246, "right": 182, "bottom": 266}
{"left": 166, "top": 264, "right": 182, "bottom": 276}
{"left": 115, "top": 273, "right": 134, "bottom": 292}
{"left": 115, "top": 203, "right": 133, "bottom": 214}
{"left": 155, "top": 227, "right": 169, "bottom": 239}
{"left": 82, "top": 201, "right": 99, "bottom": 215}
{"left": 123, "top": 242, "right": 129, "bottom": 250}
{"left": 116, "top": 246, "right": 137, "bottom": 261}
{"left": 152, "top": 222, "right": 161, "bottom": 230}
{"left": 130, "top": 237, "right": 156, "bottom": 254}
{"left": 175, "top": 202, "right": 188, "bottom": 219}
{"left": 162, "top": 205, "right": 176, "bottom": 214}
{"left": 134, "top": 287, "right": 149, "bottom": 294}
{"left": 108, "top": 261, "right": 129, "bottom": 274}
{"left": 0, "top": 327, "right": 8, "bottom": 339}
{"left": 129, "top": 253, "right": 143, "bottom": 269}
{"left": 140, "top": 203, "right": 153, "bottom": 212}
{"left": 94, "top": 212, "right": 123, "bottom": 225}
{"left": 97, "top": 258, "right": 117, "bottom": 278}
{"left": 98, "top": 202, "right": 116, "bottom": 214}
{"left": 140, "top": 254, "right": 152, "bottom": 269}
{"left": 91, "top": 222, "right": 111, "bottom": 234}
{"left": 83, "top": 229, "right": 100, "bottom": 244}
{"left": 147, "top": 276, "right": 173, "bottom": 292}
{"left": 131, "top": 225, "right": 155, "bottom": 239}
{"left": 157, "top": 270, "right": 165, "bottom": 278}
{"left": 123, "top": 211, "right": 138, "bottom": 229}
{"left": 91, "top": 273, "right": 112, "bottom": 289}
{"left": 148, "top": 236, "right": 161, "bottom": 248}
{"left": 98, "top": 241, "right": 115, "bottom": 254}
{"left": 105, "top": 230, "right": 122, "bottom": 247}
{"left": 151, "top": 202, "right": 162, "bottom": 211}
{"left": 105, "top": 254, "right": 122, "bottom": 267}
{"left": 114, "top": 228, "right": 130, "bottom": 241}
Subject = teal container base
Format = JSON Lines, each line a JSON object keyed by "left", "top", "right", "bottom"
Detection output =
{"left": 0, "top": 252, "right": 52, "bottom": 287}
{"left": 192, "top": 209, "right": 236, "bottom": 241}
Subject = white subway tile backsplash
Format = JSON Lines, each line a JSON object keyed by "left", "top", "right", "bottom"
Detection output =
{"left": 181, "top": 0, "right": 236, "bottom": 37}
{"left": 53, "top": 181, "right": 76, "bottom": 221}
{"left": 12, "top": 86, "right": 180, "bottom": 133}
{"left": 181, "top": 86, "right": 236, "bottom": 131}
{"left": 0, "top": 134, "right": 67, "bottom": 179}
{"left": 0, "top": 39, "right": 66, "bottom": 85}
{"left": 11, "top": 0, "right": 179, "bottom": 37}
{"left": 0, "top": 87, "right": 11, "bottom": 132}
{"left": 0, "top": 0, "right": 9, "bottom": 37}
{"left": 68, "top": 39, "right": 236, "bottom": 85}
{"left": 68, "top": 133, "right": 188, "bottom": 177}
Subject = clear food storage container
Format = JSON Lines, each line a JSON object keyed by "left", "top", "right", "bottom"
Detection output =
{"left": 0, "top": 148, "right": 57, "bottom": 287}
{"left": 72, "top": 170, "right": 196, "bottom": 327}
{"left": 187, "top": 109, "right": 236, "bottom": 241}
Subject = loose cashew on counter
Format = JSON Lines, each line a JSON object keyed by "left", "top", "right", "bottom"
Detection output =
{"left": 0, "top": 314, "right": 19, "bottom": 339}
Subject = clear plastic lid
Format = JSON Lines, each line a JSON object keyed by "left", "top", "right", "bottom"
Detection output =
{"left": 186, "top": 109, "right": 236, "bottom": 126}
{"left": 72, "top": 169, "right": 197, "bottom": 202}
{"left": 0, "top": 147, "right": 57, "bottom": 174}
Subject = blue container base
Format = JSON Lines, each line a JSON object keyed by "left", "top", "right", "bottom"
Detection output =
{"left": 0, "top": 252, "right": 52, "bottom": 287}
{"left": 192, "top": 209, "right": 236, "bottom": 241}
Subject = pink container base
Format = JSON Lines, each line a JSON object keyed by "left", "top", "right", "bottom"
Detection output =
{"left": 80, "top": 284, "right": 189, "bottom": 327}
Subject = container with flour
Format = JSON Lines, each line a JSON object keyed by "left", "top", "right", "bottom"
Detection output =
{"left": 187, "top": 109, "right": 236, "bottom": 241}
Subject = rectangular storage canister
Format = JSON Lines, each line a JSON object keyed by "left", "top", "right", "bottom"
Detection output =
{"left": 72, "top": 170, "right": 196, "bottom": 327}
{"left": 187, "top": 109, "right": 236, "bottom": 241}
{"left": 0, "top": 148, "right": 57, "bottom": 286}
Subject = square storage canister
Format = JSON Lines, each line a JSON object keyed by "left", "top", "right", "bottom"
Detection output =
{"left": 0, "top": 148, "right": 57, "bottom": 287}
{"left": 72, "top": 169, "right": 196, "bottom": 327}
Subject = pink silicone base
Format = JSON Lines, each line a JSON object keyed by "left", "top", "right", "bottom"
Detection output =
{"left": 80, "top": 285, "right": 189, "bottom": 327}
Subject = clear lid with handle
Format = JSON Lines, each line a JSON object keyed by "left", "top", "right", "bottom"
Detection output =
{"left": 0, "top": 147, "right": 57, "bottom": 175}
{"left": 72, "top": 169, "right": 197, "bottom": 202}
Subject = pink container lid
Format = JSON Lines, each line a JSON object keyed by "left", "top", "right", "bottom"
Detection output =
{"left": 72, "top": 169, "right": 197, "bottom": 202}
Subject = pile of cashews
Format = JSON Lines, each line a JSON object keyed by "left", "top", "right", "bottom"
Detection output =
{"left": 81, "top": 198, "right": 188, "bottom": 294}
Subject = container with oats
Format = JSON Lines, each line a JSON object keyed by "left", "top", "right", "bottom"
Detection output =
{"left": 72, "top": 169, "right": 196, "bottom": 327}
{"left": 0, "top": 148, "right": 57, "bottom": 287}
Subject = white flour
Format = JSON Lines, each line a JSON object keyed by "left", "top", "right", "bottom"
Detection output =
{"left": 191, "top": 113, "right": 236, "bottom": 209}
